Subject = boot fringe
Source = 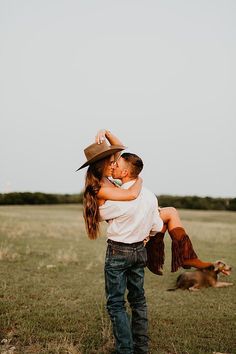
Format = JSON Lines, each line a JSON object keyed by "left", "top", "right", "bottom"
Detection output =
{"left": 171, "top": 234, "right": 198, "bottom": 272}
{"left": 146, "top": 232, "right": 165, "bottom": 275}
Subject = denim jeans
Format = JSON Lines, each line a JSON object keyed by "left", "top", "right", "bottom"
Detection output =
{"left": 104, "top": 239, "right": 148, "bottom": 354}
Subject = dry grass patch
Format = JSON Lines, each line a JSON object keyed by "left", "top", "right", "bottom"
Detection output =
{"left": 56, "top": 247, "right": 79, "bottom": 264}
{"left": 0, "top": 244, "right": 19, "bottom": 261}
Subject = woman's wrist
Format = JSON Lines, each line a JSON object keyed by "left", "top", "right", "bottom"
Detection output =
{"left": 96, "top": 129, "right": 109, "bottom": 144}
{"left": 105, "top": 129, "right": 111, "bottom": 137}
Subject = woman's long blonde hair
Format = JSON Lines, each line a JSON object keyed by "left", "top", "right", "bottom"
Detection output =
{"left": 83, "top": 157, "right": 109, "bottom": 239}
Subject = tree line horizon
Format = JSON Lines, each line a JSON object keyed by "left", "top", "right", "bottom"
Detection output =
{"left": 0, "top": 192, "right": 235, "bottom": 211}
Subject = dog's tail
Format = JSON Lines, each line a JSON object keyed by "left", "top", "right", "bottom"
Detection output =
{"left": 167, "top": 276, "right": 180, "bottom": 291}
{"left": 166, "top": 287, "right": 177, "bottom": 291}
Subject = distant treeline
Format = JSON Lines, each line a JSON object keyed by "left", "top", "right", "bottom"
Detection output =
{"left": 158, "top": 195, "right": 236, "bottom": 211}
{"left": 0, "top": 192, "right": 83, "bottom": 205}
{"left": 0, "top": 192, "right": 235, "bottom": 211}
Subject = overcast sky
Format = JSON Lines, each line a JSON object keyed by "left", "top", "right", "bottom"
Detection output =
{"left": 1, "top": 0, "right": 235, "bottom": 197}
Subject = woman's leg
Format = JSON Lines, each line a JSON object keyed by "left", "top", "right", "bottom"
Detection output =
{"left": 159, "top": 207, "right": 213, "bottom": 272}
{"left": 159, "top": 207, "right": 183, "bottom": 231}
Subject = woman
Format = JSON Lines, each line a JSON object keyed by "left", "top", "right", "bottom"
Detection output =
{"left": 79, "top": 129, "right": 212, "bottom": 273}
{"left": 77, "top": 132, "right": 143, "bottom": 240}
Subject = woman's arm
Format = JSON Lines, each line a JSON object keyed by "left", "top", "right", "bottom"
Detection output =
{"left": 95, "top": 129, "right": 123, "bottom": 161}
{"left": 97, "top": 177, "right": 142, "bottom": 201}
{"left": 95, "top": 129, "right": 124, "bottom": 163}
{"left": 95, "top": 129, "right": 123, "bottom": 146}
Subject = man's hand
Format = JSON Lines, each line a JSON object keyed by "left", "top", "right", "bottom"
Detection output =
{"left": 143, "top": 236, "right": 150, "bottom": 246}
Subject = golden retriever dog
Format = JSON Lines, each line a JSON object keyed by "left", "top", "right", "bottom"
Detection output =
{"left": 168, "top": 261, "right": 233, "bottom": 291}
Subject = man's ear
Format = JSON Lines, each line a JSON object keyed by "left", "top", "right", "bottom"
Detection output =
{"left": 121, "top": 169, "right": 129, "bottom": 178}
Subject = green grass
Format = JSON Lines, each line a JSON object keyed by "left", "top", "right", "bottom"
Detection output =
{"left": 0, "top": 205, "right": 235, "bottom": 354}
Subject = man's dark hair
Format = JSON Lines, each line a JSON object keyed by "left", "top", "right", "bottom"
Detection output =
{"left": 121, "top": 153, "right": 144, "bottom": 178}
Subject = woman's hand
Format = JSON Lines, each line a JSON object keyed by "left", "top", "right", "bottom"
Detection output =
{"left": 95, "top": 129, "right": 107, "bottom": 144}
{"left": 95, "top": 129, "right": 124, "bottom": 146}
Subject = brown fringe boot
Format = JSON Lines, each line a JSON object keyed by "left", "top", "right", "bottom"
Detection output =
{"left": 169, "top": 227, "right": 213, "bottom": 272}
{"left": 145, "top": 232, "right": 165, "bottom": 275}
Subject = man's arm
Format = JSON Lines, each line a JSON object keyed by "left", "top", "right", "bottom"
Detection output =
{"left": 99, "top": 201, "right": 126, "bottom": 221}
{"left": 149, "top": 197, "right": 163, "bottom": 236}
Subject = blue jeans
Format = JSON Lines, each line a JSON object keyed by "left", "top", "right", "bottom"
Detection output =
{"left": 104, "top": 239, "right": 149, "bottom": 354}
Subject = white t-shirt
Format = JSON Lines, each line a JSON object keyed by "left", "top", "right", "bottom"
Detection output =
{"left": 99, "top": 180, "right": 163, "bottom": 243}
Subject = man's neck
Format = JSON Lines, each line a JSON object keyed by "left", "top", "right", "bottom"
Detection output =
{"left": 121, "top": 176, "right": 135, "bottom": 184}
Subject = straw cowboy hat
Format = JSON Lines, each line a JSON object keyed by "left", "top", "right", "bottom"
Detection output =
{"left": 76, "top": 141, "right": 126, "bottom": 170}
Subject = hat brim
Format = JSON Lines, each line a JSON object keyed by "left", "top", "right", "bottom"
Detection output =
{"left": 76, "top": 145, "right": 126, "bottom": 171}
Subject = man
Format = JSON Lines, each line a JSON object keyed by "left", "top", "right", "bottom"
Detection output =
{"left": 99, "top": 152, "right": 163, "bottom": 354}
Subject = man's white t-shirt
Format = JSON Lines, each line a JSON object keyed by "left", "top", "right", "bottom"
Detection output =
{"left": 99, "top": 180, "right": 163, "bottom": 244}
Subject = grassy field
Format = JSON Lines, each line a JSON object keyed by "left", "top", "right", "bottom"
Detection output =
{"left": 0, "top": 205, "right": 235, "bottom": 354}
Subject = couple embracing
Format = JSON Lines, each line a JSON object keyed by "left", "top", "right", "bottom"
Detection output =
{"left": 77, "top": 129, "right": 212, "bottom": 354}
